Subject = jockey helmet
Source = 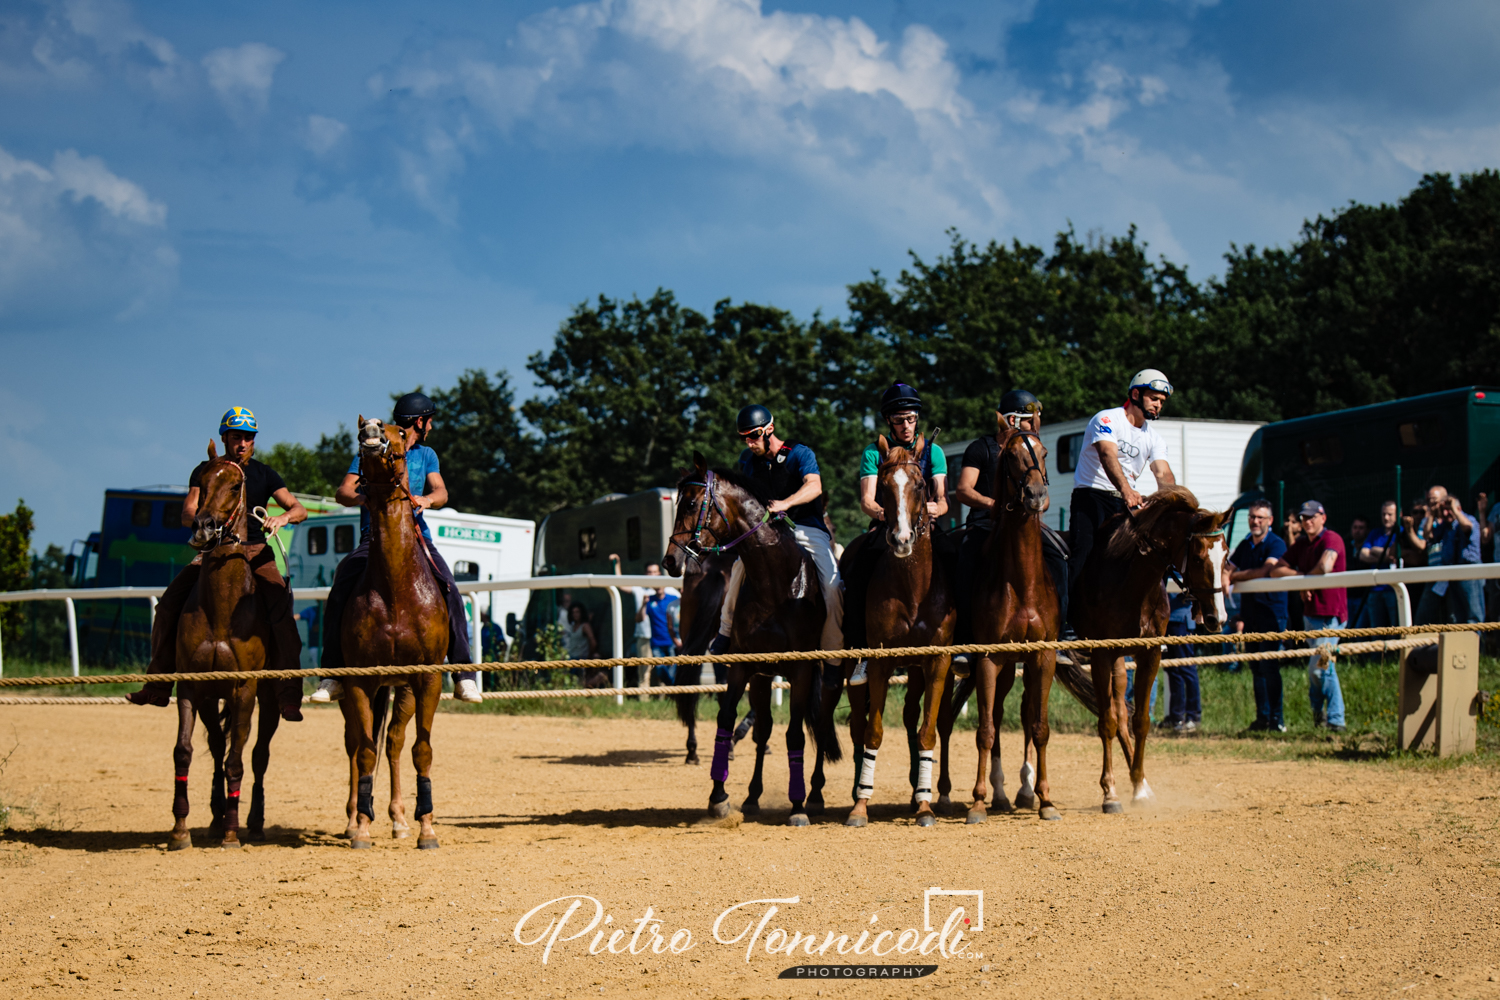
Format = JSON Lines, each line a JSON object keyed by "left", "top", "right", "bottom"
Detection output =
{"left": 1128, "top": 369, "right": 1173, "bottom": 397}
{"left": 393, "top": 392, "right": 437, "bottom": 427}
{"left": 998, "top": 389, "right": 1041, "bottom": 420}
{"left": 879, "top": 382, "right": 923, "bottom": 418}
{"left": 219, "top": 407, "right": 258, "bottom": 436}
{"left": 737, "top": 404, "right": 774, "bottom": 434}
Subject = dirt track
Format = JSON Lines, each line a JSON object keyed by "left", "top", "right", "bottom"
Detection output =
{"left": 1, "top": 704, "right": 1499, "bottom": 998}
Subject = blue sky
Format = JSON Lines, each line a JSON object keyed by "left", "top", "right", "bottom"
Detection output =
{"left": 4, "top": 0, "right": 1500, "bottom": 550}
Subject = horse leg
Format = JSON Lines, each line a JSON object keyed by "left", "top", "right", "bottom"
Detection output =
{"left": 246, "top": 684, "right": 280, "bottom": 842}
{"left": 997, "top": 661, "right": 1025, "bottom": 811}
{"left": 411, "top": 673, "right": 443, "bottom": 849}
{"left": 709, "top": 666, "right": 749, "bottom": 817}
{"left": 1025, "top": 652, "right": 1061, "bottom": 821}
{"left": 1130, "top": 649, "right": 1163, "bottom": 803}
{"left": 681, "top": 693, "right": 700, "bottom": 766}
{"left": 903, "top": 668, "right": 923, "bottom": 812}
{"left": 845, "top": 671, "right": 869, "bottom": 804}
{"left": 170, "top": 687, "right": 196, "bottom": 850}
{"left": 807, "top": 662, "right": 841, "bottom": 816}
{"left": 785, "top": 668, "right": 811, "bottom": 827}
{"left": 968, "top": 656, "right": 999, "bottom": 824}
{"left": 848, "top": 662, "right": 891, "bottom": 828}
{"left": 935, "top": 671, "right": 957, "bottom": 814}
{"left": 911, "top": 654, "right": 949, "bottom": 828}
{"left": 201, "top": 699, "right": 228, "bottom": 841}
{"left": 388, "top": 686, "right": 415, "bottom": 839}
{"left": 743, "top": 676, "right": 773, "bottom": 816}
{"left": 345, "top": 683, "right": 378, "bottom": 848}
{"left": 219, "top": 682, "right": 256, "bottom": 847}
{"left": 339, "top": 694, "right": 361, "bottom": 839}
{"left": 1094, "top": 652, "right": 1125, "bottom": 813}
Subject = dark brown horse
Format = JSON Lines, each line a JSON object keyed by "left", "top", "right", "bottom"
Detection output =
{"left": 671, "top": 548, "right": 734, "bottom": 765}
{"left": 338, "top": 416, "right": 450, "bottom": 849}
{"left": 169, "top": 442, "right": 282, "bottom": 849}
{"left": 1073, "top": 485, "right": 1226, "bottom": 812}
{"left": 664, "top": 453, "right": 841, "bottom": 825}
{"left": 842, "top": 436, "right": 956, "bottom": 828}
{"left": 966, "top": 428, "right": 1063, "bottom": 823}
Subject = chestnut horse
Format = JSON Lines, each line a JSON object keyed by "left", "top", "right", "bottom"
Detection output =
{"left": 1072, "top": 485, "right": 1226, "bottom": 813}
{"left": 169, "top": 442, "right": 283, "bottom": 849}
{"left": 967, "top": 428, "right": 1062, "bottom": 823}
{"left": 664, "top": 454, "right": 841, "bottom": 825}
{"left": 338, "top": 416, "right": 450, "bottom": 849}
{"left": 842, "top": 436, "right": 956, "bottom": 828}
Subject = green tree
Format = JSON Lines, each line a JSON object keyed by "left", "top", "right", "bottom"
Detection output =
{"left": 261, "top": 427, "right": 354, "bottom": 496}
{"left": 0, "top": 500, "right": 35, "bottom": 645}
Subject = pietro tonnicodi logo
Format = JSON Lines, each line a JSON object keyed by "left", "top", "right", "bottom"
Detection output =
{"left": 513, "top": 886, "right": 984, "bottom": 976}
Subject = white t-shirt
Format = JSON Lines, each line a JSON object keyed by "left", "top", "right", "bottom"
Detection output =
{"left": 1073, "top": 406, "right": 1170, "bottom": 493}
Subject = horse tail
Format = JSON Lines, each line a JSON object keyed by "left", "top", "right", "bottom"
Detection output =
{"left": 1054, "top": 654, "right": 1099, "bottom": 717}
{"left": 808, "top": 660, "right": 843, "bottom": 763}
{"left": 371, "top": 685, "right": 392, "bottom": 777}
{"left": 674, "top": 691, "right": 699, "bottom": 728}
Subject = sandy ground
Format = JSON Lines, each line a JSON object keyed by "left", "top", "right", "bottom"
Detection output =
{"left": 1, "top": 704, "right": 1499, "bottom": 999}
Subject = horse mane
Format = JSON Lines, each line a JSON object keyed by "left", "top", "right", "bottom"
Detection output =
{"left": 674, "top": 466, "right": 775, "bottom": 508}
{"left": 1103, "top": 484, "right": 1201, "bottom": 559}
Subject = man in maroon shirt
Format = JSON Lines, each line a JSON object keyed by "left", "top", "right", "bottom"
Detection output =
{"left": 1271, "top": 500, "right": 1347, "bottom": 731}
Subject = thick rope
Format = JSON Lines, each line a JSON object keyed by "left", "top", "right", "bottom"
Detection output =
{"left": 2, "top": 621, "right": 1491, "bottom": 688}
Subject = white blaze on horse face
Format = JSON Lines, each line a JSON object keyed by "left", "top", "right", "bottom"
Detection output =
{"left": 891, "top": 468, "right": 914, "bottom": 555}
{"left": 1207, "top": 538, "right": 1227, "bottom": 622}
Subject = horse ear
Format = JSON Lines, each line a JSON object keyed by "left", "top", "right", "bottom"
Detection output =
{"left": 693, "top": 450, "right": 708, "bottom": 475}
{"left": 877, "top": 434, "right": 890, "bottom": 460}
{"left": 357, "top": 413, "right": 365, "bottom": 426}
{"left": 913, "top": 435, "right": 926, "bottom": 459}
{"left": 207, "top": 440, "right": 218, "bottom": 460}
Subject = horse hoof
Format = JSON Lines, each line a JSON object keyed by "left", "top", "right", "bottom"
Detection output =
{"left": 168, "top": 834, "right": 192, "bottom": 852}
{"left": 806, "top": 795, "right": 825, "bottom": 816}
{"left": 1102, "top": 801, "right": 1124, "bottom": 815}
{"left": 916, "top": 813, "right": 937, "bottom": 828}
{"left": 685, "top": 753, "right": 700, "bottom": 766}
{"left": 220, "top": 837, "right": 241, "bottom": 849}
{"left": 1014, "top": 792, "right": 1037, "bottom": 811}
{"left": 741, "top": 799, "right": 760, "bottom": 816}
{"left": 845, "top": 813, "right": 867, "bottom": 828}
{"left": 787, "top": 813, "right": 810, "bottom": 828}
{"left": 392, "top": 825, "right": 411, "bottom": 840}
{"left": 350, "top": 837, "right": 373, "bottom": 850}
{"left": 245, "top": 826, "right": 265, "bottom": 843}
{"left": 966, "top": 806, "right": 987, "bottom": 825}
{"left": 341, "top": 826, "right": 358, "bottom": 840}
{"left": 992, "top": 795, "right": 1015, "bottom": 814}
{"left": 1039, "top": 806, "right": 1062, "bottom": 822}
{"left": 937, "top": 794, "right": 952, "bottom": 811}
{"left": 417, "top": 836, "right": 440, "bottom": 850}
{"left": 709, "top": 800, "right": 731, "bottom": 819}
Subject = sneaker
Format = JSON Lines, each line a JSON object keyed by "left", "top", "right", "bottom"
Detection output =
{"left": 454, "top": 678, "right": 483, "bottom": 703}
{"left": 1326, "top": 723, "right": 1346, "bottom": 733}
{"left": 1183, "top": 720, "right": 1198, "bottom": 734}
{"left": 950, "top": 654, "right": 972, "bottom": 679}
{"left": 1275, "top": 723, "right": 1287, "bottom": 733}
{"left": 848, "top": 661, "right": 869, "bottom": 686}
{"left": 310, "top": 678, "right": 343, "bottom": 703}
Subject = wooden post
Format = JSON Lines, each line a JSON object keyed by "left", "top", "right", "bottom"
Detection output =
{"left": 1436, "top": 631, "right": 1478, "bottom": 758}
{"left": 1397, "top": 643, "right": 1438, "bottom": 751}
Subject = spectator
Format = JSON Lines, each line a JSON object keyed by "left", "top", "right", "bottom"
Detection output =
{"left": 1160, "top": 591, "right": 1200, "bottom": 733}
{"left": 1272, "top": 500, "right": 1347, "bottom": 732}
{"left": 1479, "top": 490, "right": 1496, "bottom": 562}
{"left": 1227, "top": 500, "right": 1289, "bottom": 732}
{"left": 1406, "top": 486, "right": 1483, "bottom": 625}
{"left": 1352, "top": 500, "right": 1400, "bottom": 629}
{"left": 638, "top": 577, "right": 683, "bottom": 686}
{"left": 1281, "top": 511, "right": 1306, "bottom": 632}
{"left": 565, "top": 603, "right": 601, "bottom": 686}
{"left": 1348, "top": 516, "right": 1369, "bottom": 551}
{"left": 556, "top": 590, "right": 574, "bottom": 629}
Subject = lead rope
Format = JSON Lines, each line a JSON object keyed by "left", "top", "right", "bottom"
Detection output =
{"left": 250, "top": 506, "right": 291, "bottom": 569}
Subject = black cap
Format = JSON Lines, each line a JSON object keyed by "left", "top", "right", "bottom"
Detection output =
{"left": 998, "top": 389, "right": 1041, "bottom": 416}
{"left": 879, "top": 382, "right": 923, "bottom": 418}
{"left": 393, "top": 392, "right": 437, "bottom": 427}
{"left": 737, "top": 404, "right": 773, "bottom": 434}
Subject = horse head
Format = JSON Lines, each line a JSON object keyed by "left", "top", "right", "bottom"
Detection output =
{"left": 1182, "top": 509, "right": 1229, "bottom": 631}
{"left": 876, "top": 434, "right": 927, "bottom": 558}
{"left": 356, "top": 414, "right": 408, "bottom": 492}
{"left": 188, "top": 440, "right": 247, "bottom": 550}
{"left": 664, "top": 452, "right": 713, "bottom": 575}
{"left": 1000, "top": 429, "right": 1049, "bottom": 514}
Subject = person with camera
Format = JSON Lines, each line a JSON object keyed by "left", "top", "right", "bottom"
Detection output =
{"left": 1405, "top": 486, "right": 1483, "bottom": 625}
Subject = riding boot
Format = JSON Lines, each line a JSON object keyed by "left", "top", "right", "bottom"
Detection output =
{"left": 249, "top": 545, "right": 305, "bottom": 722}
{"left": 128, "top": 561, "right": 200, "bottom": 706}
{"left": 422, "top": 538, "right": 475, "bottom": 683}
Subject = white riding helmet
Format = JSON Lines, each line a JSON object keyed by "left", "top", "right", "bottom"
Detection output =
{"left": 1128, "top": 368, "right": 1173, "bottom": 397}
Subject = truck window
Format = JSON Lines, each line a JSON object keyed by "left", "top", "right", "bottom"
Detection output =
{"left": 626, "top": 517, "right": 642, "bottom": 561}
{"left": 334, "top": 524, "right": 354, "bottom": 553}
{"left": 579, "top": 527, "right": 598, "bottom": 559}
{"left": 1301, "top": 435, "right": 1343, "bottom": 466}
{"left": 306, "top": 526, "right": 328, "bottom": 555}
{"left": 1397, "top": 418, "right": 1444, "bottom": 450}
{"left": 453, "top": 560, "right": 480, "bottom": 581}
{"left": 132, "top": 501, "right": 152, "bottom": 527}
{"left": 1057, "top": 433, "right": 1085, "bottom": 473}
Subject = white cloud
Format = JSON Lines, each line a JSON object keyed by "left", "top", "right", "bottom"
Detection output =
{"left": 306, "top": 114, "right": 350, "bottom": 156}
{"left": 0, "top": 144, "right": 175, "bottom": 327}
{"left": 203, "top": 42, "right": 285, "bottom": 118}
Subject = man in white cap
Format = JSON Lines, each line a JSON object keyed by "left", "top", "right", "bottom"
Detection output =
{"left": 1066, "top": 368, "right": 1178, "bottom": 623}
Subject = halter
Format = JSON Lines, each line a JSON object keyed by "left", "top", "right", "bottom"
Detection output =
{"left": 194, "top": 459, "right": 249, "bottom": 549}
{"left": 1000, "top": 431, "right": 1049, "bottom": 513}
{"left": 667, "top": 469, "right": 790, "bottom": 564}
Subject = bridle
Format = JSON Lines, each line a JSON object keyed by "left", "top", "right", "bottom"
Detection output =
{"left": 877, "top": 455, "right": 930, "bottom": 540}
{"left": 359, "top": 428, "right": 443, "bottom": 573}
{"left": 1000, "top": 431, "right": 1049, "bottom": 513}
{"left": 667, "top": 469, "right": 789, "bottom": 565}
{"left": 197, "top": 460, "right": 248, "bottom": 550}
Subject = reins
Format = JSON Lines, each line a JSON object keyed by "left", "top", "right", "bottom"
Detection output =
{"left": 1000, "top": 431, "right": 1049, "bottom": 514}
{"left": 197, "top": 459, "right": 249, "bottom": 550}
{"left": 667, "top": 469, "right": 792, "bottom": 565}
{"left": 359, "top": 429, "right": 442, "bottom": 576}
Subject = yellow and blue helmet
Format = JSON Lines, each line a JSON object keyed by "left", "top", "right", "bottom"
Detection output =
{"left": 219, "top": 406, "right": 258, "bottom": 435}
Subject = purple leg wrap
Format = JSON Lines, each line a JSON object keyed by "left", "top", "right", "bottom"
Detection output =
{"left": 710, "top": 727, "right": 733, "bottom": 782}
{"left": 788, "top": 751, "right": 806, "bottom": 803}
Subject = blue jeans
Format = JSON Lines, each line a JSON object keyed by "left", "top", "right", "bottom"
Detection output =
{"left": 651, "top": 644, "right": 677, "bottom": 685}
{"left": 1304, "top": 614, "right": 1345, "bottom": 728}
{"left": 1241, "top": 606, "right": 1287, "bottom": 729}
{"left": 1163, "top": 620, "right": 1200, "bottom": 724}
{"left": 1124, "top": 664, "right": 1159, "bottom": 717}
{"left": 1352, "top": 589, "right": 1397, "bottom": 631}
{"left": 1416, "top": 579, "right": 1484, "bottom": 626}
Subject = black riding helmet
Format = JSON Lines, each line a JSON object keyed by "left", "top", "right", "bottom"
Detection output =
{"left": 737, "top": 404, "right": 774, "bottom": 434}
{"left": 998, "top": 389, "right": 1041, "bottom": 417}
{"left": 879, "top": 382, "right": 923, "bottom": 418}
{"left": 393, "top": 391, "right": 437, "bottom": 427}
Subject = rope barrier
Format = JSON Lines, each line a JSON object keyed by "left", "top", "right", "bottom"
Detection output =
{"left": 1, "top": 621, "right": 1490, "bottom": 689}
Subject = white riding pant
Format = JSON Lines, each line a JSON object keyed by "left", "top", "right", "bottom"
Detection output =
{"left": 718, "top": 525, "right": 844, "bottom": 656}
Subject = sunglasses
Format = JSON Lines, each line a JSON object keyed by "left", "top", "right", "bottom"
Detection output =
{"left": 888, "top": 414, "right": 918, "bottom": 426}
{"left": 739, "top": 428, "right": 769, "bottom": 441}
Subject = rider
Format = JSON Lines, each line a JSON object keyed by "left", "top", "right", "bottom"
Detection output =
{"left": 1066, "top": 368, "right": 1177, "bottom": 624}
{"left": 842, "top": 382, "right": 949, "bottom": 662}
{"left": 127, "top": 407, "right": 309, "bottom": 721}
{"left": 310, "top": 392, "right": 481, "bottom": 704}
{"left": 710, "top": 403, "right": 844, "bottom": 662}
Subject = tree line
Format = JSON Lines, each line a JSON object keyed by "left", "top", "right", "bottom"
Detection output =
{"left": 257, "top": 169, "right": 1500, "bottom": 542}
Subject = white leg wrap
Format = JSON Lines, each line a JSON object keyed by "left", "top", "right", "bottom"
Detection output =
{"left": 1019, "top": 760, "right": 1036, "bottom": 796}
{"left": 915, "top": 751, "right": 934, "bottom": 803}
{"left": 856, "top": 747, "right": 877, "bottom": 800}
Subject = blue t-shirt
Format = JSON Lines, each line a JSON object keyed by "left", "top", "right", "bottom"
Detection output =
{"left": 1230, "top": 531, "right": 1288, "bottom": 617}
{"left": 1360, "top": 529, "right": 1399, "bottom": 592}
{"left": 349, "top": 444, "right": 440, "bottom": 541}
{"left": 736, "top": 442, "right": 827, "bottom": 534}
{"left": 644, "top": 592, "right": 680, "bottom": 647}
{"left": 1428, "top": 516, "right": 1480, "bottom": 596}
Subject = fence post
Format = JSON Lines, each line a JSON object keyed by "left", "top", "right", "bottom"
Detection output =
{"left": 469, "top": 595, "right": 481, "bottom": 666}
{"left": 149, "top": 595, "right": 157, "bottom": 631}
{"left": 65, "top": 597, "right": 79, "bottom": 677}
{"left": 1436, "top": 630, "right": 1478, "bottom": 758}
{"left": 607, "top": 586, "right": 624, "bottom": 705}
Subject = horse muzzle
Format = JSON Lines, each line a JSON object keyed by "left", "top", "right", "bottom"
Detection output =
{"left": 1024, "top": 486, "right": 1048, "bottom": 512}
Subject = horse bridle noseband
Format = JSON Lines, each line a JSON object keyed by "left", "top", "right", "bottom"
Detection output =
{"left": 199, "top": 460, "right": 249, "bottom": 549}
{"left": 667, "top": 469, "right": 789, "bottom": 565}
{"left": 1001, "top": 431, "right": 1049, "bottom": 513}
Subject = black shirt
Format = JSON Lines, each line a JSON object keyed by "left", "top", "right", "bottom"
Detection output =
{"left": 960, "top": 435, "right": 1002, "bottom": 531}
{"left": 190, "top": 458, "right": 286, "bottom": 545}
